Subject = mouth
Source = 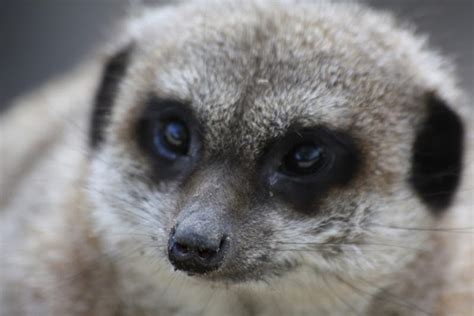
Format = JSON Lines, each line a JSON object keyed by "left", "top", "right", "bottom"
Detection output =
{"left": 166, "top": 247, "right": 300, "bottom": 285}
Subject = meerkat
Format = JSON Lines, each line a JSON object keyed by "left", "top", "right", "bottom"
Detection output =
{"left": 1, "top": 0, "right": 472, "bottom": 315}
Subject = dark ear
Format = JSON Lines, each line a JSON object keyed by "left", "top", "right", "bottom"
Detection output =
{"left": 90, "top": 45, "right": 133, "bottom": 148}
{"left": 410, "top": 93, "right": 464, "bottom": 214}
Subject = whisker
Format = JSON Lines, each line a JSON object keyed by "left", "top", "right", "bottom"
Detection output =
{"left": 275, "top": 241, "right": 429, "bottom": 253}
{"left": 369, "top": 224, "right": 474, "bottom": 234}
{"left": 321, "top": 274, "right": 364, "bottom": 316}
{"left": 335, "top": 274, "right": 433, "bottom": 316}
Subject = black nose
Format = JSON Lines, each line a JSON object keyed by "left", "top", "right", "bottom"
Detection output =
{"left": 168, "top": 225, "right": 228, "bottom": 274}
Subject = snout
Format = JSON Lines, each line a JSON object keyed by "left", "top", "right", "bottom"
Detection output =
{"left": 168, "top": 223, "right": 229, "bottom": 275}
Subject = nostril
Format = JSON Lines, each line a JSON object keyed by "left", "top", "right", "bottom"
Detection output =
{"left": 197, "top": 248, "right": 217, "bottom": 260}
{"left": 198, "top": 235, "right": 227, "bottom": 259}
{"left": 219, "top": 235, "right": 227, "bottom": 250}
{"left": 175, "top": 242, "right": 189, "bottom": 255}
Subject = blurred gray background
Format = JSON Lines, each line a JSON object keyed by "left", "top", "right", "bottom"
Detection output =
{"left": 0, "top": 0, "right": 473, "bottom": 110}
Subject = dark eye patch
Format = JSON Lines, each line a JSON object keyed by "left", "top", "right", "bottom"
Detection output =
{"left": 135, "top": 96, "right": 202, "bottom": 181}
{"left": 410, "top": 93, "right": 464, "bottom": 214}
{"left": 260, "top": 127, "right": 359, "bottom": 212}
{"left": 90, "top": 44, "right": 133, "bottom": 149}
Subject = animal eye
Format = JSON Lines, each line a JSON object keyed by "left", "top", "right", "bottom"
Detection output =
{"left": 154, "top": 120, "right": 190, "bottom": 160}
{"left": 280, "top": 143, "right": 324, "bottom": 176}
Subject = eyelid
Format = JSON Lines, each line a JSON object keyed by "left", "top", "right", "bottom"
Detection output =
{"left": 260, "top": 127, "right": 359, "bottom": 183}
{"left": 134, "top": 96, "right": 203, "bottom": 181}
{"left": 258, "top": 127, "right": 359, "bottom": 211}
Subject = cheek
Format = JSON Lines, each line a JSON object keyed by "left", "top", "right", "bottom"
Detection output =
{"left": 340, "top": 190, "right": 436, "bottom": 273}
{"left": 88, "top": 156, "right": 180, "bottom": 245}
{"left": 243, "top": 209, "right": 312, "bottom": 258}
{"left": 370, "top": 187, "right": 435, "bottom": 231}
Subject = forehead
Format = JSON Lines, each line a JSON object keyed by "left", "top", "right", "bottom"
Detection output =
{"left": 126, "top": 3, "right": 421, "bottom": 160}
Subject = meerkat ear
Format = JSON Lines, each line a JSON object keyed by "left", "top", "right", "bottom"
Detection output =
{"left": 90, "top": 44, "right": 133, "bottom": 148}
{"left": 410, "top": 92, "right": 464, "bottom": 214}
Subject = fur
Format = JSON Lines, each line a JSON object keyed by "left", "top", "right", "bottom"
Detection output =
{"left": 1, "top": 1, "right": 472, "bottom": 315}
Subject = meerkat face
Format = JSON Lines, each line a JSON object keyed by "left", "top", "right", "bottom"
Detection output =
{"left": 88, "top": 1, "right": 464, "bottom": 284}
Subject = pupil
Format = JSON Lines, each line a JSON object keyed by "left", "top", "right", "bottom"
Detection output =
{"left": 164, "top": 121, "right": 188, "bottom": 147}
{"left": 281, "top": 143, "right": 324, "bottom": 176}
{"left": 293, "top": 145, "right": 322, "bottom": 169}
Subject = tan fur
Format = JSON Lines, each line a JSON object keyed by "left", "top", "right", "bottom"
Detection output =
{"left": 1, "top": 1, "right": 473, "bottom": 315}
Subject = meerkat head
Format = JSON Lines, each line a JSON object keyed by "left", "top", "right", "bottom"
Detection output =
{"left": 87, "top": 0, "right": 465, "bottom": 285}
